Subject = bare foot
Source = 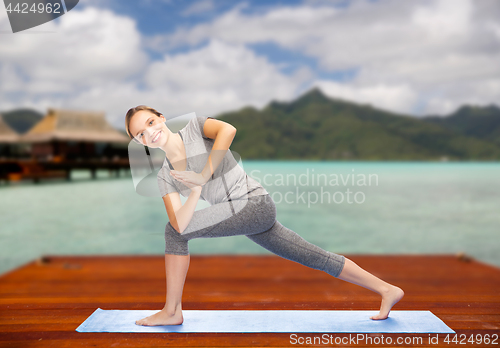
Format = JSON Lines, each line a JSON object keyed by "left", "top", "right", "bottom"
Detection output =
{"left": 135, "top": 309, "right": 183, "bottom": 326}
{"left": 370, "top": 285, "right": 404, "bottom": 320}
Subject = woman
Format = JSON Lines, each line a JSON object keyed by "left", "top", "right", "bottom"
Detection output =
{"left": 125, "top": 105, "right": 404, "bottom": 326}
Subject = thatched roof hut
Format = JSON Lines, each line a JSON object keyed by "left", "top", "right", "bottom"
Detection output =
{"left": 20, "top": 108, "right": 129, "bottom": 143}
{"left": 0, "top": 114, "right": 20, "bottom": 143}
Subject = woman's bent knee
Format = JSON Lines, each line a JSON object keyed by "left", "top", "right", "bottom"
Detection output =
{"left": 165, "top": 222, "right": 189, "bottom": 255}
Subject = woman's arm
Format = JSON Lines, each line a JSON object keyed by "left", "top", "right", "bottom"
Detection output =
{"left": 170, "top": 118, "right": 237, "bottom": 186}
{"left": 200, "top": 118, "right": 237, "bottom": 182}
{"left": 166, "top": 118, "right": 236, "bottom": 232}
{"left": 163, "top": 187, "right": 202, "bottom": 234}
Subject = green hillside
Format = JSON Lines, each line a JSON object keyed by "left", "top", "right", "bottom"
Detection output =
{"left": 2, "top": 88, "right": 499, "bottom": 160}
{"left": 423, "top": 105, "right": 500, "bottom": 147}
{"left": 0, "top": 108, "right": 44, "bottom": 134}
{"left": 215, "top": 88, "right": 500, "bottom": 161}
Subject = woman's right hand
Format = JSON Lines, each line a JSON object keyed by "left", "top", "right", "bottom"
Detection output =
{"left": 175, "top": 176, "right": 203, "bottom": 193}
{"left": 171, "top": 170, "right": 204, "bottom": 193}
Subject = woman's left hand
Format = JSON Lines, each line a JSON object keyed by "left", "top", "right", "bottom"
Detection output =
{"left": 170, "top": 170, "right": 208, "bottom": 187}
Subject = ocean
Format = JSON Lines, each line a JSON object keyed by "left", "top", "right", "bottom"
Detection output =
{"left": 0, "top": 161, "right": 499, "bottom": 276}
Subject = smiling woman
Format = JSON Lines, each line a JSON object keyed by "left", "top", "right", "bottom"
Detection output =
{"left": 123, "top": 104, "right": 404, "bottom": 327}
{"left": 125, "top": 105, "right": 163, "bottom": 145}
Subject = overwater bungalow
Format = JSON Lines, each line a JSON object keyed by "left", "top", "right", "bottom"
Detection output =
{"left": 19, "top": 107, "right": 130, "bottom": 161}
{"left": 0, "top": 113, "right": 22, "bottom": 159}
{"left": 0, "top": 108, "right": 131, "bottom": 182}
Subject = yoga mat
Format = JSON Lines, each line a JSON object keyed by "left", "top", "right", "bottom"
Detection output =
{"left": 76, "top": 308, "right": 455, "bottom": 333}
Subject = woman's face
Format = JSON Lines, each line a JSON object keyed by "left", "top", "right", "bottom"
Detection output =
{"left": 129, "top": 110, "right": 168, "bottom": 148}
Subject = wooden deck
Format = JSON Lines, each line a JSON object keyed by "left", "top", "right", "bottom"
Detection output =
{"left": 0, "top": 254, "right": 499, "bottom": 347}
{"left": 0, "top": 158, "right": 129, "bottom": 183}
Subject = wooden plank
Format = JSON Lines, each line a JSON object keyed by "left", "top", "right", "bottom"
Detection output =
{"left": 1, "top": 254, "right": 499, "bottom": 347}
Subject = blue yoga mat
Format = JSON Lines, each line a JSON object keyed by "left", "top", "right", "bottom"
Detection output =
{"left": 76, "top": 308, "right": 455, "bottom": 333}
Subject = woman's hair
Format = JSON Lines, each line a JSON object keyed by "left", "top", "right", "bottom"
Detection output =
{"left": 125, "top": 105, "right": 163, "bottom": 140}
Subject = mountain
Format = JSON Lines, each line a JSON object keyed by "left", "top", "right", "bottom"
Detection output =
{"left": 422, "top": 105, "right": 500, "bottom": 147}
{"left": 215, "top": 88, "right": 500, "bottom": 160}
{"left": 3, "top": 90, "right": 499, "bottom": 160}
{"left": 0, "top": 108, "right": 44, "bottom": 134}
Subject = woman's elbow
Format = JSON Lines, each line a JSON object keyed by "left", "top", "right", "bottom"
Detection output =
{"left": 170, "top": 220, "right": 182, "bottom": 234}
{"left": 224, "top": 125, "right": 237, "bottom": 135}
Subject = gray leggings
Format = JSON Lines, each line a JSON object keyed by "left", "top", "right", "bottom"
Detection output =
{"left": 164, "top": 193, "right": 345, "bottom": 278}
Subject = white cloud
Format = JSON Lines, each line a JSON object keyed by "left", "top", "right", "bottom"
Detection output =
{"left": 1, "top": 7, "right": 147, "bottom": 89}
{"left": 0, "top": 4, "right": 312, "bottom": 128}
{"left": 62, "top": 38, "right": 311, "bottom": 125}
{"left": 0, "top": 6, "right": 149, "bottom": 122}
{"left": 2, "top": 0, "right": 499, "bottom": 125}
{"left": 59, "top": 38, "right": 313, "bottom": 126}
{"left": 151, "top": 0, "right": 500, "bottom": 116}
{"left": 316, "top": 80, "right": 418, "bottom": 115}
{"left": 181, "top": 0, "right": 216, "bottom": 17}
{"left": 0, "top": 63, "right": 25, "bottom": 93}
{"left": 142, "top": 38, "right": 313, "bottom": 118}
{"left": 412, "top": 0, "right": 472, "bottom": 38}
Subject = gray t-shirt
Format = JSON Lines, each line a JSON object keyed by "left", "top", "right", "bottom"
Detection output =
{"left": 157, "top": 116, "right": 268, "bottom": 205}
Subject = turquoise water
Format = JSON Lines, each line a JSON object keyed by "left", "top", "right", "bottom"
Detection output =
{"left": 1, "top": 161, "right": 499, "bottom": 276}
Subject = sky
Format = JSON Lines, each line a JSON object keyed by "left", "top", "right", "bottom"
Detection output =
{"left": 0, "top": 0, "right": 499, "bottom": 129}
